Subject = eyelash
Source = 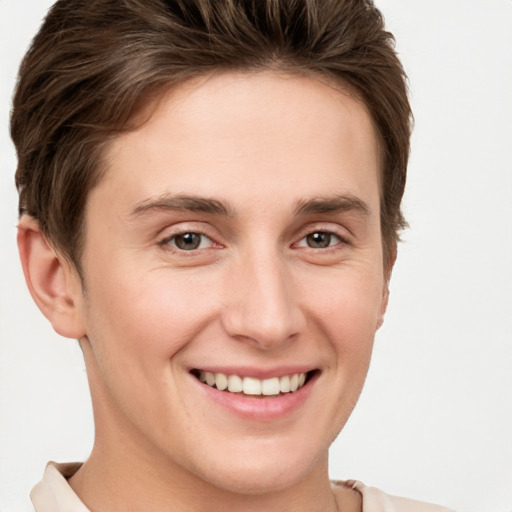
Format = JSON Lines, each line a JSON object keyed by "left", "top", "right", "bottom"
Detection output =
{"left": 295, "top": 231, "right": 344, "bottom": 249}
{"left": 158, "top": 230, "right": 218, "bottom": 252}
{"left": 293, "top": 228, "right": 351, "bottom": 252}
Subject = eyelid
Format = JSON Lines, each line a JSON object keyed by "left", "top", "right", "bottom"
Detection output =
{"left": 159, "top": 232, "right": 214, "bottom": 250}
{"left": 292, "top": 223, "right": 352, "bottom": 248}
{"left": 156, "top": 223, "right": 223, "bottom": 251}
{"left": 294, "top": 232, "right": 343, "bottom": 248}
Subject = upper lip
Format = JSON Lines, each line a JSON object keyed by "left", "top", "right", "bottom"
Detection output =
{"left": 189, "top": 366, "right": 318, "bottom": 380}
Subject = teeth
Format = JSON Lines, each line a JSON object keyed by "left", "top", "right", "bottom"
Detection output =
{"left": 205, "top": 372, "right": 215, "bottom": 386}
{"left": 243, "top": 377, "right": 261, "bottom": 395}
{"left": 228, "top": 374, "right": 243, "bottom": 393}
{"left": 279, "top": 375, "right": 291, "bottom": 393}
{"left": 215, "top": 373, "right": 228, "bottom": 391}
{"left": 290, "top": 373, "right": 299, "bottom": 392}
{"left": 262, "top": 377, "right": 280, "bottom": 396}
{"left": 198, "top": 371, "right": 308, "bottom": 396}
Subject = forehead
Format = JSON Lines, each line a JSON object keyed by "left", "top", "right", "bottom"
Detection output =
{"left": 95, "top": 71, "right": 380, "bottom": 216}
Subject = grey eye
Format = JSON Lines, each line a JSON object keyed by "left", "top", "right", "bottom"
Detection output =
{"left": 305, "top": 232, "right": 336, "bottom": 248}
{"left": 172, "top": 233, "right": 205, "bottom": 250}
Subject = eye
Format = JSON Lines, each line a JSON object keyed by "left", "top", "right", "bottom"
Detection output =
{"left": 296, "top": 231, "right": 342, "bottom": 249}
{"left": 162, "top": 232, "right": 214, "bottom": 251}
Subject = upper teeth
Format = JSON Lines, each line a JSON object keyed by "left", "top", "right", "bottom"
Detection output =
{"left": 198, "top": 371, "right": 307, "bottom": 396}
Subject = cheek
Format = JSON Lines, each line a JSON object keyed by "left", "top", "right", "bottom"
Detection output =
{"left": 300, "top": 266, "right": 385, "bottom": 341}
{"left": 80, "top": 270, "right": 211, "bottom": 430}
{"left": 299, "top": 266, "right": 383, "bottom": 405}
{"left": 83, "top": 266, "right": 220, "bottom": 365}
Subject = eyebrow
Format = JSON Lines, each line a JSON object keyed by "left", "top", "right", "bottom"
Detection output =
{"left": 129, "top": 194, "right": 235, "bottom": 218}
{"left": 294, "top": 194, "right": 371, "bottom": 217}
{"left": 128, "top": 192, "right": 370, "bottom": 220}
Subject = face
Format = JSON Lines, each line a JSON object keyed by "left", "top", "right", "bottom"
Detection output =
{"left": 76, "top": 71, "right": 388, "bottom": 493}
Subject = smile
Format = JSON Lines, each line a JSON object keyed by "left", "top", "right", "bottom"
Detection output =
{"left": 194, "top": 370, "right": 310, "bottom": 396}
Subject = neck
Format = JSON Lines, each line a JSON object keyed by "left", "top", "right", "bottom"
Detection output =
{"left": 69, "top": 441, "right": 345, "bottom": 512}
{"left": 71, "top": 341, "right": 360, "bottom": 511}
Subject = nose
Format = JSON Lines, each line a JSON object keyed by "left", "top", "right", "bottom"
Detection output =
{"left": 221, "top": 250, "right": 305, "bottom": 350}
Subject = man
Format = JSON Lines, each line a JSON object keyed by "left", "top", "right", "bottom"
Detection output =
{"left": 11, "top": 0, "right": 454, "bottom": 510}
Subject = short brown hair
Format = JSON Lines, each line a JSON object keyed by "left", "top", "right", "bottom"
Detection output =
{"left": 11, "top": 0, "right": 411, "bottom": 271}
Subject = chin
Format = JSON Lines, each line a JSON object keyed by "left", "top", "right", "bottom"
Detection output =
{"left": 186, "top": 436, "right": 327, "bottom": 495}
{"left": 199, "top": 462, "right": 309, "bottom": 495}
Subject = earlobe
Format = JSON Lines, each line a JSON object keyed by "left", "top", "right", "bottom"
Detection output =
{"left": 17, "top": 215, "right": 86, "bottom": 339}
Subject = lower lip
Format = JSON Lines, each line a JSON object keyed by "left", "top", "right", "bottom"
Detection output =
{"left": 193, "top": 373, "right": 318, "bottom": 420}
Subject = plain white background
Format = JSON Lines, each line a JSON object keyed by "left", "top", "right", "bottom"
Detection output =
{"left": 1, "top": 1, "right": 511, "bottom": 511}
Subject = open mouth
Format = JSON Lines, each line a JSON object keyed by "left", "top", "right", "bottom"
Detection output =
{"left": 191, "top": 369, "right": 317, "bottom": 397}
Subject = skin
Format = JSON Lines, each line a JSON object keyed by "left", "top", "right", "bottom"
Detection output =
{"left": 18, "top": 71, "right": 391, "bottom": 512}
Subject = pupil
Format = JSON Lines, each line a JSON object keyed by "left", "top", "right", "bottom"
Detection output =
{"left": 307, "top": 232, "right": 331, "bottom": 248}
{"left": 175, "top": 233, "right": 201, "bottom": 250}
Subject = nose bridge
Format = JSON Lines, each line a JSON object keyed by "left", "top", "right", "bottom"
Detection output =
{"left": 222, "top": 245, "right": 303, "bottom": 348}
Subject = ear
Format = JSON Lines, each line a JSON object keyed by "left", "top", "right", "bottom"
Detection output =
{"left": 17, "top": 215, "right": 86, "bottom": 339}
{"left": 376, "top": 245, "right": 397, "bottom": 330}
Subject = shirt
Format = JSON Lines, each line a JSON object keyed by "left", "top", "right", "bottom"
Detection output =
{"left": 31, "top": 461, "right": 456, "bottom": 512}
